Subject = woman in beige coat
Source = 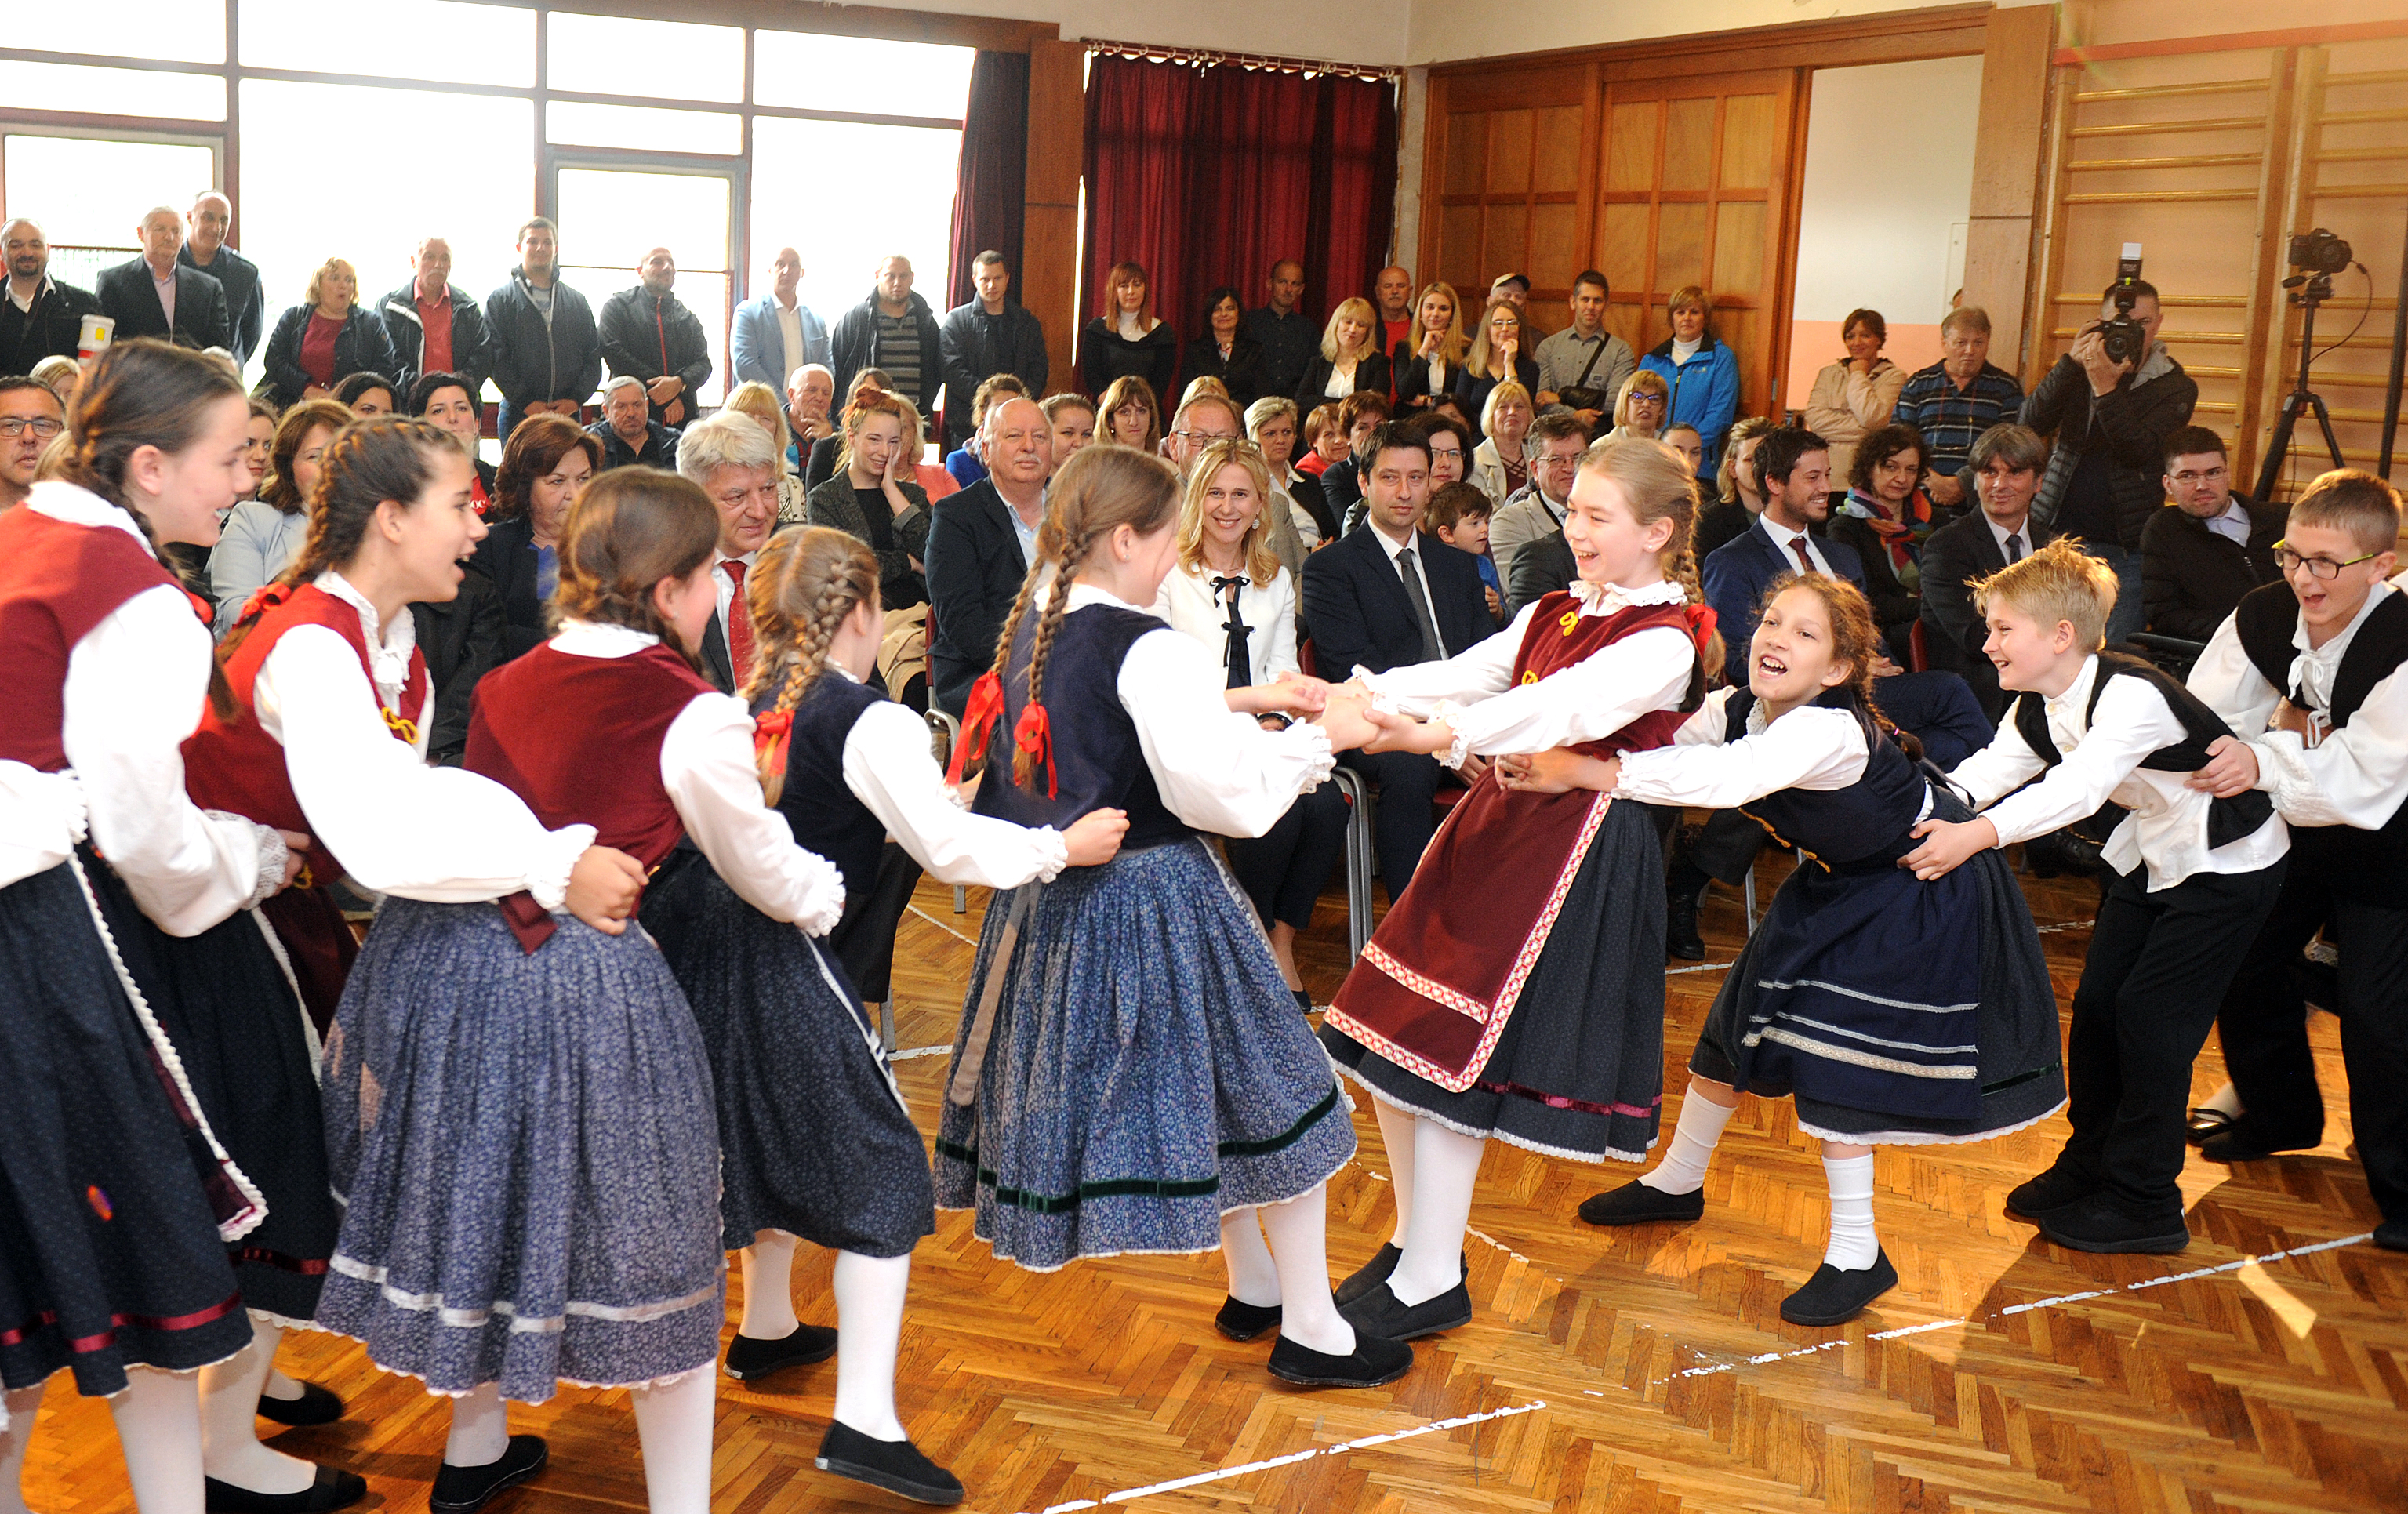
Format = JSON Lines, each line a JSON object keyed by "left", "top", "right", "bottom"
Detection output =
{"left": 1803, "top": 307, "right": 1903, "bottom": 482}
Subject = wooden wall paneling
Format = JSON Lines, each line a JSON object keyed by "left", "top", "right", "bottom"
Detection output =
{"left": 1970, "top": 2, "right": 2059, "bottom": 378}
{"left": 1415, "top": 64, "right": 1592, "bottom": 337}
{"left": 2235, "top": 48, "right": 2305, "bottom": 486}
{"left": 1022, "top": 36, "right": 1083, "bottom": 396}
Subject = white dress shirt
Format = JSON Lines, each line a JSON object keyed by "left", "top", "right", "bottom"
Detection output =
{"left": 774, "top": 300, "right": 805, "bottom": 385}
{"left": 1360, "top": 577, "right": 1694, "bottom": 770}
{"left": 1617, "top": 688, "right": 1876, "bottom": 808}
{"left": 1366, "top": 522, "right": 1443, "bottom": 646}
{"left": 1758, "top": 514, "right": 1836, "bottom": 577}
{"left": 2189, "top": 579, "right": 2408, "bottom": 830}
{"left": 151, "top": 264, "right": 176, "bottom": 327}
{"left": 1949, "top": 652, "right": 2287, "bottom": 891}
{"left": 1985, "top": 513, "right": 2033, "bottom": 563}
{"left": 2201, "top": 497, "right": 2252, "bottom": 547}
{"left": 1147, "top": 561, "right": 1299, "bottom": 688}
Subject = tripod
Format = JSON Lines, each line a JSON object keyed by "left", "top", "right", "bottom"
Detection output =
{"left": 2253, "top": 270, "right": 2348, "bottom": 501}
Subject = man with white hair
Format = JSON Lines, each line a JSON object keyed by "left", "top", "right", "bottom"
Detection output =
{"left": 96, "top": 204, "right": 228, "bottom": 349}
{"left": 180, "top": 191, "right": 263, "bottom": 365}
{"left": 785, "top": 362, "right": 837, "bottom": 461}
{"left": 676, "top": 409, "right": 783, "bottom": 691}
{"left": 0, "top": 219, "right": 100, "bottom": 376}
{"left": 924, "top": 394, "right": 1051, "bottom": 716}
{"left": 587, "top": 374, "right": 679, "bottom": 470}
{"left": 380, "top": 235, "right": 492, "bottom": 398}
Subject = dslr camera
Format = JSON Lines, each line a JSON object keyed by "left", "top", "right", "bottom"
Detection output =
{"left": 2288, "top": 227, "right": 2352, "bottom": 276}
{"left": 2097, "top": 244, "right": 2150, "bottom": 368}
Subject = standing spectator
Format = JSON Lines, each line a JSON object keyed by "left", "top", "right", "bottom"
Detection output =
{"left": 674, "top": 409, "right": 784, "bottom": 691}
{"left": 179, "top": 191, "right": 263, "bottom": 366}
{"left": 2139, "top": 426, "right": 2284, "bottom": 641}
{"left": 1373, "top": 265, "right": 1415, "bottom": 379}
{"left": 1892, "top": 306, "right": 2022, "bottom": 511}
{"left": 1535, "top": 270, "right": 1636, "bottom": 430}
{"left": 942, "top": 373, "right": 1026, "bottom": 488}
{"left": 96, "top": 205, "right": 230, "bottom": 350}
{"left": 1467, "top": 382, "right": 1533, "bottom": 505}
{"left": 1079, "top": 259, "right": 1177, "bottom": 400}
{"left": 598, "top": 246, "right": 710, "bottom": 428}
{"left": 1638, "top": 285, "right": 1739, "bottom": 481}
{"left": 1245, "top": 260, "right": 1317, "bottom": 402}
{"left": 0, "top": 377, "right": 64, "bottom": 509}
{"left": 2022, "top": 276, "right": 2199, "bottom": 644}
{"left": 784, "top": 361, "right": 837, "bottom": 463}
{"left": 721, "top": 379, "right": 806, "bottom": 522}
{"left": 731, "top": 245, "right": 830, "bottom": 390}
{"left": 399, "top": 378, "right": 507, "bottom": 763}
{"left": 260, "top": 258, "right": 395, "bottom": 408}
{"left": 1829, "top": 421, "right": 1938, "bottom": 661}
{"left": 209, "top": 398, "right": 349, "bottom": 634}
{"left": 1453, "top": 300, "right": 1540, "bottom": 445}
{"left": 1918, "top": 423, "right": 2056, "bottom": 720}
{"left": 1041, "top": 390, "right": 1096, "bottom": 465}
{"left": 1096, "top": 373, "right": 1162, "bottom": 452}
{"left": 486, "top": 216, "right": 601, "bottom": 441}
{"left": 587, "top": 374, "right": 679, "bottom": 470}
{"left": 1600, "top": 370, "right": 1669, "bottom": 443}
{"left": 0, "top": 219, "right": 100, "bottom": 376}
{"left": 805, "top": 389, "right": 930, "bottom": 612}
{"left": 1295, "top": 297, "right": 1390, "bottom": 409}
{"left": 924, "top": 394, "right": 1053, "bottom": 713}
{"left": 1698, "top": 415, "right": 1775, "bottom": 558}
{"left": 1181, "top": 285, "right": 1262, "bottom": 408}
{"left": 1317, "top": 390, "right": 1393, "bottom": 529}
{"left": 379, "top": 237, "right": 490, "bottom": 399}
{"left": 1487, "top": 412, "right": 1586, "bottom": 588}
{"left": 474, "top": 413, "right": 598, "bottom": 661}
{"left": 1392, "top": 281, "right": 1467, "bottom": 417}
{"left": 1803, "top": 307, "right": 1905, "bottom": 482}
{"left": 409, "top": 369, "right": 498, "bottom": 507}
{"left": 829, "top": 254, "right": 943, "bottom": 415}
{"left": 938, "top": 250, "right": 1047, "bottom": 448}
{"left": 1248, "top": 394, "right": 1331, "bottom": 548}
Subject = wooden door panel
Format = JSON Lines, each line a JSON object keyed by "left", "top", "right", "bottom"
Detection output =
{"left": 1606, "top": 101, "right": 1658, "bottom": 189}
{"left": 1534, "top": 106, "right": 1584, "bottom": 193}
{"left": 1662, "top": 98, "right": 1716, "bottom": 190}
{"left": 1487, "top": 108, "right": 1534, "bottom": 194}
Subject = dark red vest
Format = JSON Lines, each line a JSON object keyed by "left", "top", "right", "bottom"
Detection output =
{"left": 465, "top": 641, "right": 714, "bottom": 872}
{"left": 183, "top": 586, "right": 429, "bottom": 886}
{"left": 0, "top": 506, "right": 187, "bottom": 772}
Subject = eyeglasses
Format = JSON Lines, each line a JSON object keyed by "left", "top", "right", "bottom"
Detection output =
{"left": 0, "top": 417, "right": 63, "bottom": 439}
{"left": 2272, "top": 541, "right": 2383, "bottom": 579}
{"left": 2169, "top": 467, "right": 2228, "bottom": 486}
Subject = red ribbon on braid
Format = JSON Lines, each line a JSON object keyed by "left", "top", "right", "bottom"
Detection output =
{"left": 1012, "top": 700, "right": 1057, "bottom": 799}
{"left": 946, "top": 670, "right": 1005, "bottom": 786}
{"left": 752, "top": 709, "right": 793, "bottom": 776}
{"left": 237, "top": 580, "right": 296, "bottom": 627}
{"left": 1682, "top": 602, "right": 1719, "bottom": 655}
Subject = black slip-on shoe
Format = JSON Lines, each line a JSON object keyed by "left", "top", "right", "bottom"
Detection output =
{"left": 1333, "top": 1245, "right": 1465, "bottom": 1307}
{"left": 429, "top": 1436, "right": 548, "bottom": 1514}
{"left": 723, "top": 1323, "right": 839, "bottom": 1381}
{"left": 1338, "top": 1280, "right": 1472, "bottom": 1342}
{"left": 2375, "top": 1221, "right": 2408, "bottom": 1252}
{"left": 254, "top": 1381, "right": 344, "bottom": 1428}
{"left": 202, "top": 1468, "right": 367, "bottom": 1514}
{"left": 1215, "top": 1296, "right": 1283, "bottom": 1342}
{"left": 815, "top": 1421, "right": 964, "bottom": 1505}
{"left": 2036, "top": 1193, "right": 2191, "bottom": 1254}
{"left": 2198, "top": 1118, "right": 2322, "bottom": 1164}
{"left": 1578, "top": 1179, "right": 1704, "bottom": 1227}
{"left": 1293, "top": 989, "right": 1316, "bottom": 1015}
{"left": 1778, "top": 1249, "right": 1898, "bottom": 1327}
{"left": 1266, "top": 1330, "right": 1413, "bottom": 1388}
{"left": 2005, "top": 1160, "right": 2098, "bottom": 1221}
{"left": 2184, "top": 1106, "right": 2239, "bottom": 1146}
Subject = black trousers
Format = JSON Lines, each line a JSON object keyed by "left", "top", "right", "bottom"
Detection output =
{"left": 2061, "top": 859, "right": 2286, "bottom": 1218}
{"left": 1225, "top": 779, "right": 1349, "bottom": 931}
{"left": 2210, "top": 862, "right": 2408, "bottom": 1225}
{"left": 826, "top": 841, "right": 924, "bottom": 1004}
{"left": 1339, "top": 750, "right": 1444, "bottom": 905}
{"left": 1686, "top": 808, "right": 1767, "bottom": 887}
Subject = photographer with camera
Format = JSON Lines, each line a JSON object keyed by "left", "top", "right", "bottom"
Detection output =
{"left": 2020, "top": 268, "right": 2198, "bottom": 643}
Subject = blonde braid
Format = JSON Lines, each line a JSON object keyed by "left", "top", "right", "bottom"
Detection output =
{"left": 747, "top": 528, "right": 880, "bottom": 804}
{"left": 1013, "top": 532, "right": 1090, "bottom": 790}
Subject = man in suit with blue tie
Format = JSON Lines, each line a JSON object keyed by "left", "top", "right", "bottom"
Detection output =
{"left": 1302, "top": 421, "right": 1494, "bottom": 901}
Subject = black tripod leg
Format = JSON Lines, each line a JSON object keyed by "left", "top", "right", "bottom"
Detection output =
{"left": 2256, "top": 394, "right": 2303, "bottom": 501}
{"left": 2308, "top": 393, "right": 2346, "bottom": 471}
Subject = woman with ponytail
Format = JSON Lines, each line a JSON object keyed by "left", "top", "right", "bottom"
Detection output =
{"left": 933, "top": 445, "right": 1410, "bottom": 1390}
{"left": 637, "top": 526, "right": 1127, "bottom": 1505}
{"left": 1540, "top": 574, "right": 2061, "bottom": 1327}
{"left": 0, "top": 339, "right": 306, "bottom": 1513}
{"left": 1317, "top": 435, "right": 1721, "bottom": 1345}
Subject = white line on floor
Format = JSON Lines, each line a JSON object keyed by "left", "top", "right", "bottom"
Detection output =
{"left": 888, "top": 1044, "right": 950, "bottom": 1061}
{"left": 906, "top": 902, "right": 979, "bottom": 947}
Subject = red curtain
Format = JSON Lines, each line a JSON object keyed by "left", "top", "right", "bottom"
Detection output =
{"left": 1081, "top": 54, "right": 1397, "bottom": 374}
{"left": 945, "top": 51, "right": 1030, "bottom": 313}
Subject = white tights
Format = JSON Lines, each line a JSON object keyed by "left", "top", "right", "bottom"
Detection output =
{"left": 447, "top": 1372, "right": 718, "bottom": 1514}
{"left": 735, "top": 1232, "right": 915, "bottom": 1445}
{"left": 1385, "top": 1113, "right": 1483, "bottom": 1307}
{"left": 1, "top": 1384, "right": 46, "bottom": 1514}
{"left": 199, "top": 1317, "right": 314, "bottom": 1494}
{"left": 1225, "top": 1184, "right": 1357, "bottom": 1356}
{"left": 108, "top": 1366, "right": 207, "bottom": 1514}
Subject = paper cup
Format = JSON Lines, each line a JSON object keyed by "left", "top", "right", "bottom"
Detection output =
{"left": 77, "top": 313, "right": 114, "bottom": 362}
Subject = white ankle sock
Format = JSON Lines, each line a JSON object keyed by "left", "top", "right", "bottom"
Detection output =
{"left": 1639, "top": 1092, "right": 1737, "bottom": 1196}
{"left": 1821, "top": 1153, "right": 1880, "bottom": 1271}
{"left": 2198, "top": 1081, "right": 2243, "bottom": 1119}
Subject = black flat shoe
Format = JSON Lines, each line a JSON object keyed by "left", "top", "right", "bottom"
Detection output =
{"left": 1266, "top": 1330, "right": 1413, "bottom": 1388}
{"left": 2005, "top": 1160, "right": 2097, "bottom": 1221}
{"left": 429, "top": 1436, "right": 547, "bottom": 1514}
{"left": 1215, "top": 1296, "right": 1283, "bottom": 1342}
{"left": 2198, "top": 1118, "right": 2321, "bottom": 1164}
{"left": 1339, "top": 1280, "right": 1472, "bottom": 1342}
{"left": 815, "top": 1421, "right": 964, "bottom": 1505}
{"left": 2376, "top": 1221, "right": 2408, "bottom": 1252}
{"left": 1293, "top": 989, "right": 1316, "bottom": 1015}
{"left": 2036, "top": 1193, "right": 2190, "bottom": 1254}
{"left": 1665, "top": 890, "right": 1705, "bottom": 961}
{"left": 724, "top": 1323, "right": 839, "bottom": 1381}
{"left": 2184, "top": 1106, "right": 2239, "bottom": 1146}
{"left": 203, "top": 1467, "right": 367, "bottom": 1514}
{"left": 255, "top": 1381, "right": 343, "bottom": 1428}
{"left": 1332, "top": 1246, "right": 1466, "bottom": 1307}
{"left": 1778, "top": 1249, "right": 1898, "bottom": 1327}
{"left": 1578, "top": 1179, "right": 1704, "bottom": 1227}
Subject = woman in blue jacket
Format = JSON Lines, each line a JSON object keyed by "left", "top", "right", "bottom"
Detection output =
{"left": 1638, "top": 285, "right": 1739, "bottom": 483}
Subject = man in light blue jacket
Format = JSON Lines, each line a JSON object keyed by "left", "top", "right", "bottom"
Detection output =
{"left": 731, "top": 245, "right": 829, "bottom": 388}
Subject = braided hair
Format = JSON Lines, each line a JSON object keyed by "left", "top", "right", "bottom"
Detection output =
{"left": 1578, "top": 434, "right": 1727, "bottom": 683}
{"left": 745, "top": 526, "right": 878, "bottom": 804}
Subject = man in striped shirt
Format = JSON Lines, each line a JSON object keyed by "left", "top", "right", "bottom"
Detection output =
{"left": 1893, "top": 305, "right": 2024, "bottom": 511}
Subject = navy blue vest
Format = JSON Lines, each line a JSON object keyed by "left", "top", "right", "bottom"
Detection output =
{"left": 971, "top": 603, "right": 1187, "bottom": 850}
{"left": 757, "top": 671, "right": 889, "bottom": 904}
{"left": 1724, "top": 689, "right": 1930, "bottom": 869}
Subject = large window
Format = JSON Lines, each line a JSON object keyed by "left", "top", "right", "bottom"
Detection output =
{"left": 0, "top": 2, "right": 974, "bottom": 411}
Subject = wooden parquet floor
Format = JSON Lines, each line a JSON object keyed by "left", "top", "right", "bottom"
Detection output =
{"left": 24, "top": 851, "right": 2408, "bottom": 1513}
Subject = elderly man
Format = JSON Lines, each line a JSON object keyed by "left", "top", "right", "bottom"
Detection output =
{"left": 380, "top": 236, "right": 491, "bottom": 399}
{"left": 1374, "top": 264, "right": 1415, "bottom": 377}
{"left": 1893, "top": 306, "right": 2023, "bottom": 510}
{"left": 2139, "top": 425, "right": 2284, "bottom": 642}
{"left": 676, "top": 410, "right": 783, "bottom": 692}
{"left": 1485, "top": 412, "right": 1587, "bottom": 587}
{"left": 1488, "top": 272, "right": 1530, "bottom": 321}
{"left": 783, "top": 362, "right": 837, "bottom": 466}
{"left": 924, "top": 394, "right": 1052, "bottom": 716}
{"left": 938, "top": 250, "right": 1048, "bottom": 450}
{"left": 96, "top": 205, "right": 228, "bottom": 350}
{"left": 488, "top": 216, "right": 601, "bottom": 441}
{"left": 0, "top": 377, "right": 65, "bottom": 508}
{"left": 588, "top": 375, "right": 680, "bottom": 470}
{"left": 598, "top": 246, "right": 711, "bottom": 427}
{"left": 179, "top": 191, "right": 263, "bottom": 366}
{"left": 829, "top": 254, "right": 942, "bottom": 415}
{"left": 0, "top": 220, "right": 100, "bottom": 376}
{"left": 732, "top": 245, "right": 830, "bottom": 390}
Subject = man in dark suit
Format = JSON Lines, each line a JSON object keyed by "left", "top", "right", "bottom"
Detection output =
{"left": 1919, "top": 423, "right": 2057, "bottom": 721}
{"left": 96, "top": 206, "right": 229, "bottom": 351}
{"left": 1702, "top": 426, "right": 1861, "bottom": 647}
{"left": 926, "top": 396, "right": 1051, "bottom": 716}
{"left": 675, "top": 412, "right": 781, "bottom": 692}
{"left": 1301, "top": 421, "right": 1491, "bottom": 900}
{"left": 1505, "top": 528, "right": 1576, "bottom": 619}
{"left": 2139, "top": 425, "right": 2284, "bottom": 643}
{"left": 180, "top": 192, "right": 263, "bottom": 367}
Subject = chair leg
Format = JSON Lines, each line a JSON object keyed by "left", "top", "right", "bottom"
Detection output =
{"left": 1741, "top": 866, "right": 1757, "bottom": 935}
{"left": 953, "top": 884, "right": 967, "bottom": 914}
{"left": 1331, "top": 768, "right": 1374, "bottom": 962}
{"left": 878, "top": 996, "right": 896, "bottom": 1055}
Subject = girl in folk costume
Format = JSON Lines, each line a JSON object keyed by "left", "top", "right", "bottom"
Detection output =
{"left": 933, "top": 445, "right": 1409, "bottom": 1389}
{"left": 643, "top": 527, "right": 1128, "bottom": 1505}
{"left": 213, "top": 418, "right": 655, "bottom": 1514}
{"left": 0, "top": 339, "right": 296, "bottom": 1513}
{"left": 1320, "top": 436, "right": 1720, "bottom": 1343}
{"left": 1564, "top": 575, "right": 2065, "bottom": 1324}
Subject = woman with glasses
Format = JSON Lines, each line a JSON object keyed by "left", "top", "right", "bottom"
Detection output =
{"left": 1601, "top": 370, "right": 1669, "bottom": 444}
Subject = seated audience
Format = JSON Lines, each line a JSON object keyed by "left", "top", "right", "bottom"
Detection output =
{"left": 924, "top": 394, "right": 1052, "bottom": 716}
{"left": 1164, "top": 390, "right": 1248, "bottom": 479}
{"left": 1893, "top": 305, "right": 2022, "bottom": 511}
{"left": 1298, "top": 401, "right": 1345, "bottom": 477}
{"left": 239, "top": 398, "right": 277, "bottom": 502}
{"left": 732, "top": 245, "right": 830, "bottom": 390}
{"left": 1318, "top": 389, "right": 1393, "bottom": 528}
{"left": 588, "top": 373, "right": 679, "bottom": 470}
{"left": 678, "top": 408, "right": 786, "bottom": 689}
{"left": 1097, "top": 372, "right": 1162, "bottom": 452}
{"left": 28, "top": 354, "right": 78, "bottom": 409}
{"left": 408, "top": 369, "right": 497, "bottom": 507}
{"left": 1639, "top": 285, "right": 1738, "bottom": 480}
{"left": 333, "top": 372, "right": 396, "bottom": 416}
{"left": 1247, "top": 395, "right": 1330, "bottom": 549}
{"left": 1181, "top": 285, "right": 1262, "bottom": 408}
{"left": 1080, "top": 259, "right": 1178, "bottom": 400}
{"left": 942, "top": 373, "right": 1028, "bottom": 489}
{"left": 1391, "top": 281, "right": 1467, "bottom": 416}
{"left": 1803, "top": 307, "right": 1905, "bottom": 481}
{"left": 2139, "top": 425, "right": 2283, "bottom": 641}
{"left": 0, "top": 218, "right": 100, "bottom": 376}
{"left": 1487, "top": 412, "right": 1587, "bottom": 588}
{"left": 379, "top": 236, "right": 490, "bottom": 398}
{"left": 1423, "top": 480, "right": 1502, "bottom": 625}
{"left": 1662, "top": 421, "right": 1703, "bottom": 476}
{"left": 785, "top": 361, "right": 837, "bottom": 462}
{"left": 1505, "top": 522, "right": 1575, "bottom": 621}
{"left": 402, "top": 398, "right": 507, "bottom": 764}
{"left": 1295, "top": 296, "right": 1390, "bottom": 409}
{"left": 1041, "top": 390, "right": 1096, "bottom": 464}
{"left": 829, "top": 254, "right": 942, "bottom": 416}
{"left": 474, "top": 412, "right": 597, "bottom": 662}
{"left": 721, "top": 378, "right": 806, "bottom": 522}
{"left": 900, "top": 398, "right": 958, "bottom": 502}
{"left": 209, "top": 398, "right": 348, "bottom": 634}
{"left": 1697, "top": 415, "right": 1774, "bottom": 558}
{"left": 805, "top": 365, "right": 891, "bottom": 488}
{"left": 807, "top": 388, "right": 931, "bottom": 612}
{"left": 1919, "top": 422, "right": 2056, "bottom": 720}
{"left": 262, "top": 257, "right": 395, "bottom": 408}
{"left": 1600, "top": 369, "right": 1668, "bottom": 443}
{"left": 1418, "top": 411, "right": 1473, "bottom": 494}
{"left": 937, "top": 249, "right": 1045, "bottom": 448}
{"left": 0, "top": 377, "right": 65, "bottom": 510}
{"left": 1534, "top": 270, "right": 1636, "bottom": 430}
{"left": 1829, "top": 421, "right": 1938, "bottom": 663}
{"left": 1453, "top": 299, "right": 1540, "bottom": 443}
{"left": 1469, "top": 381, "right": 1534, "bottom": 504}
{"left": 1704, "top": 426, "right": 1847, "bottom": 647}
